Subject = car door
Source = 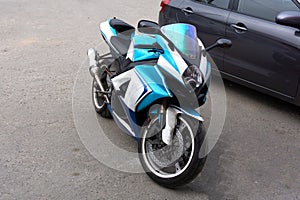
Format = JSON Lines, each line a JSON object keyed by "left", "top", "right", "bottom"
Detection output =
{"left": 177, "top": 0, "right": 233, "bottom": 70}
{"left": 223, "top": 0, "right": 300, "bottom": 97}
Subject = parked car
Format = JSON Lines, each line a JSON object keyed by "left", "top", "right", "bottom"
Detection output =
{"left": 159, "top": 0, "right": 300, "bottom": 106}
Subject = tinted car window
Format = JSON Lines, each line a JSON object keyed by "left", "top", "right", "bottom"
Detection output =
{"left": 238, "top": 0, "right": 299, "bottom": 21}
{"left": 196, "top": 0, "right": 230, "bottom": 9}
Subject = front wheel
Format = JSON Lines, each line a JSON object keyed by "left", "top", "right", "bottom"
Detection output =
{"left": 138, "top": 115, "right": 207, "bottom": 188}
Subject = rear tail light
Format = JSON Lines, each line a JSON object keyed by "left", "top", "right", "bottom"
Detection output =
{"left": 160, "top": 0, "right": 170, "bottom": 12}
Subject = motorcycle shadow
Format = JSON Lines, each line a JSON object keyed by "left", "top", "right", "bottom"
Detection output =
{"left": 96, "top": 115, "right": 138, "bottom": 153}
{"left": 178, "top": 79, "right": 300, "bottom": 199}
{"left": 176, "top": 96, "right": 235, "bottom": 200}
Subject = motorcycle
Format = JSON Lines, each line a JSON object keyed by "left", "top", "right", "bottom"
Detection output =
{"left": 87, "top": 18, "right": 231, "bottom": 188}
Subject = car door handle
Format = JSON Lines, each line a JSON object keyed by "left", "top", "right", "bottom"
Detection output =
{"left": 231, "top": 23, "right": 248, "bottom": 32}
{"left": 182, "top": 7, "right": 194, "bottom": 14}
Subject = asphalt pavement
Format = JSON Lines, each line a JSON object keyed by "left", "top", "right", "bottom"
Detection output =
{"left": 1, "top": 0, "right": 300, "bottom": 199}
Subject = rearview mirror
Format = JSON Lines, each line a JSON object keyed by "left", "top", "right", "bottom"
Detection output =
{"left": 138, "top": 20, "right": 160, "bottom": 29}
{"left": 276, "top": 11, "right": 300, "bottom": 29}
{"left": 205, "top": 38, "right": 232, "bottom": 52}
{"left": 138, "top": 20, "right": 161, "bottom": 34}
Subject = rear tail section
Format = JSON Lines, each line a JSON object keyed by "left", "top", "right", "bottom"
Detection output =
{"left": 100, "top": 18, "right": 135, "bottom": 56}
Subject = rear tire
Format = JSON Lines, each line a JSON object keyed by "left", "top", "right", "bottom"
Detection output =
{"left": 138, "top": 115, "right": 207, "bottom": 188}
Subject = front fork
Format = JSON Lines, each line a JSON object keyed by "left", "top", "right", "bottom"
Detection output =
{"left": 157, "top": 99, "right": 180, "bottom": 145}
{"left": 158, "top": 100, "right": 204, "bottom": 145}
{"left": 161, "top": 107, "right": 181, "bottom": 145}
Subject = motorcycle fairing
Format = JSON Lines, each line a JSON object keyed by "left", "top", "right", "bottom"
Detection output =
{"left": 100, "top": 19, "right": 120, "bottom": 54}
{"left": 111, "top": 109, "right": 135, "bottom": 136}
{"left": 111, "top": 68, "right": 151, "bottom": 111}
{"left": 127, "top": 34, "right": 160, "bottom": 62}
{"left": 127, "top": 33, "right": 189, "bottom": 80}
{"left": 128, "top": 33, "right": 189, "bottom": 84}
{"left": 100, "top": 19, "right": 117, "bottom": 41}
{"left": 111, "top": 65, "right": 172, "bottom": 112}
{"left": 116, "top": 97, "right": 140, "bottom": 137}
{"left": 170, "top": 105, "right": 204, "bottom": 122}
{"left": 100, "top": 21, "right": 209, "bottom": 138}
{"left": 197, "top": 38, "right": 210, "bottom": 82}
{"left": 155, "top": 35, "right": 189, "bottom": 80}
{"left": 110, "top": 65, "right": 173, "bottom": 137}
{"left": 135, "top": 65, "right": 172, "bottom": 111}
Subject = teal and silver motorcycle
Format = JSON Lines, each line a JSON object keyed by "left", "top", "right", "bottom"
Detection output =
{"left": 88, "top": 18, "right": 231, "bottom": 188}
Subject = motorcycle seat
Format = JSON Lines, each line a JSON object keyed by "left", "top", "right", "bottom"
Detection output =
{"left": 109, "top": 18, "right": 135, "bottom": 33}
{"left": 109, "top": 19, "right": 135, "bottom": 56}
{"left": 110, "top": 36, "right": 131, "bottom": 56}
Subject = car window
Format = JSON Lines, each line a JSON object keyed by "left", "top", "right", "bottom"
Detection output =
{"left": 237, "top": 0, "right": 299, "bottom": 22}
{"left": 195, "top": 0, "right": 230, "bottom": 9}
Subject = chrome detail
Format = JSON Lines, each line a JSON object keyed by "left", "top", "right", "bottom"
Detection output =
{"left": 142, "top": 116, "right": 195, "bottom": 178}
{"left": 87, "top": 48, "right": 110, "bottom": 103}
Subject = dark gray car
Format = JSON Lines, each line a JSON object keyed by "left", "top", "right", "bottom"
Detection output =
{"left": 159, "top": 0, "right": 300, "bottom": 106}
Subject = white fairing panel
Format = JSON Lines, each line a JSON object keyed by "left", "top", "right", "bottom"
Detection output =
{"left": 111, "top": 69, "right": 151, "bottom": 111}
{"left": 157, "top": 38, "right": 188, "bottom": 83}
{"left": 126, "top": 40, "right": 134, "bottom": 61}
{"left": 100, "top": 20, "right": 115, "bottom": 41}
{"left": 157, "top": 55, "right": 183, "bottom": 82}
{"left": 170, "top": 49, "right": 189, "bottom": 75}
{"left": 198, "top": 38, "right": 209, "bottom": 81}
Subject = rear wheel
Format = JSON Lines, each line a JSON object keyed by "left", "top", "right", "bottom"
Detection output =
{"left": 138, "top": 115, "right": 207, "bottom": 188}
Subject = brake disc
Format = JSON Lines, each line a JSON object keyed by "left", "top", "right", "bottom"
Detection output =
{"left": 148, "top": 130, "right": 184, "bottom": 168}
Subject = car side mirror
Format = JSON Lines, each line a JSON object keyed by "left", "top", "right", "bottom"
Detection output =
{"left": 216, "top": 39, "right": 232, "bottom": 48}
{"left": 205, "top": 38, "right": 232, "bottom": 52}
{"left": 276, "top": 11, "right": 300, "bottom": 29}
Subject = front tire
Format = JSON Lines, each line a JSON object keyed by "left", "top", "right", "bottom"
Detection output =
{"left": 138, "top": 115, "right": 207, "bottom": 188}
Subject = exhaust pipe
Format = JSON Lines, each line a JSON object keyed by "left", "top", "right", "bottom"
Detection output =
{"left": 87, "top": 48, "right": 110, "bottom": 103}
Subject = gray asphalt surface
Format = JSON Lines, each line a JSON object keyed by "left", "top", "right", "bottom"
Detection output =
{"left": 1, "top": 0, "right": 300, "bottom": 199}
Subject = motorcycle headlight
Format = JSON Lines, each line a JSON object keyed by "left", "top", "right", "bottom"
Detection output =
{"left": 183, "top": 65, "right": 203, "bottom": 89}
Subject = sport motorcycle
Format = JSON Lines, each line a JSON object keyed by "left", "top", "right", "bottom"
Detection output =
{"left": 87, "top": 18, "right": 231, "bottom": 188}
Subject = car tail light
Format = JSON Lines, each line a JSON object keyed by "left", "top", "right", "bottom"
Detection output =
{"left": 160, "top": 0, "right": 170, "bottom": 12}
